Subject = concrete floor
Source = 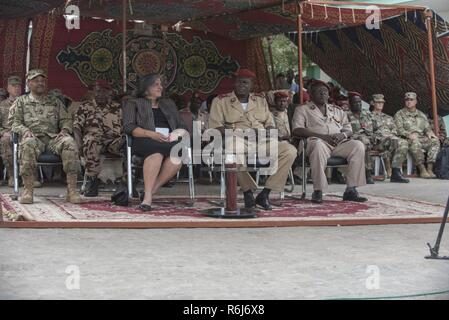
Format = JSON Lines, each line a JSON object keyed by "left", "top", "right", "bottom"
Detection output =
{"left": 1, "top": 178, "right": 449, "bottom": 299}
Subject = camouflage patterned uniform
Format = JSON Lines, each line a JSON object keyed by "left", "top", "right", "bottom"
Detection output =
{"left": 0, "top": 96, "right": 15, "bottom": 173}
{"left": 371, "top": 112, "right": 409, "bottom": 168}
{"left": 347, "top": 110, "right": 374, "bottom": 169}
{"left": 429, "top": 116, "right": 449, "bottom": 147}
{"left": 73, "top": 100, "right": 123, "bottom": 178}
{"left": 394, "top": 108, "right": 440, "bottom": 165}
{"left": 9, "top": 93, "right": 80, "bottom": 177}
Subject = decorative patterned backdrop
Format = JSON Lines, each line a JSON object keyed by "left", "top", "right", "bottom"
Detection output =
{"left": 292, "top": 12, "right": 449, "bottom": 114}
{"left": 0, "top": 18, "right": 29, "bottom": 88}
{"left": 27, "top": 15, "right": 270, "bottom": 101}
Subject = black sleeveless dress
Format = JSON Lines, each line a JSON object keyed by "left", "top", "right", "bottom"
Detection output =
{"left": 132, "top": 108, "right": 179, "bottom": 159}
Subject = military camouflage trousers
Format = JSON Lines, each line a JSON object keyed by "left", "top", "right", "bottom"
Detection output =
{"left": 19, "top": 135, "right": 80, "bottom": 177}
{"left": 83, "top": 133, "right": 123, "bottom": 177}
{"left": 0, "top": 130, "right": 13, "bottom": 170}
{"left": 354, "top": 135, "right": 374, "bottom": 170}
{"left": 374, "top": 137, "right": 409, "bottom": 168}
{"left": 408, "top": 136, "right": 440, "bottom": 165}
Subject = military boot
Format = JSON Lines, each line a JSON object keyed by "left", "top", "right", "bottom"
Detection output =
{"left": 19, "top": 175, "right": 34, "bottom": 204}
{"left": 66, "top": 173, "right": 81, "bottom": 204}
{"left": 84, "top": 176, "right": 99, "bottom": 197}
{"left": 390, "top": 168, "right": 409, "bottom": 183}
{"left": 427, "top": 163, "right": 436, "bottom": 178}
{"left": 33, "top": 180, "right": 42, "bottom": 188}
{"left": 418, "top": 164, "right": 431, "bottom": 179}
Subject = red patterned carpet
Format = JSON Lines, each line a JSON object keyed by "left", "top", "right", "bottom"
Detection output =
{"left": 0, "top": 193, "right": 445, "bottom": 228}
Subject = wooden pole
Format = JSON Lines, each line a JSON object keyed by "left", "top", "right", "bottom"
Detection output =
{"left": 122, "top": 0, "right": 127, "bottom": 91}
{"left": 266, "top": 37, "right": 276, "bottom": 90}
{"left": 297, "top": 3, "right": 304, "bottom": 104}
{"left": 425, "top": 9, "right": 439, "bottom": 137}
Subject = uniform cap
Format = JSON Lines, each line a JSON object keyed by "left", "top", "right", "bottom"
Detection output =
{"left": 7, "top": 75, "right": 21, "bottom": 85}
{"left": 234, "top": 68, "right": 256, "bottom": 79}
{"left": 274, "top": 91, "right": 289, "bottom": 99}
{"left": 405, "top": 92, "right": 417, "bottom": 100}
{"left": 26, "top": 69, "right": 46, "bottom": 81}
{"left": 372, "top": 94, "right": 385, "bottom": 103}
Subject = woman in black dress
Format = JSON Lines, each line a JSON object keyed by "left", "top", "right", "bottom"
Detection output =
{"left": 122, "top": 74, "right": 188, "bottom": 211}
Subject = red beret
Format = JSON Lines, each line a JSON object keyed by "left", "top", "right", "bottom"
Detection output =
{"left": 94, "top": 79, "right": 112, "bottom": 90}
{"left": 235, "top": 68, "right": 256, "bottom": 79}
{"left": 310, "top": 80, "right": 330, "bottom": 91}
{"left": 302, "top": 90, "right": 310, "bottom": 102}
{"left": 348, "top": 91, "right": 362, "bottom": 98}
{"left": 274, "top": 91, "right": 289, "bottom": 99}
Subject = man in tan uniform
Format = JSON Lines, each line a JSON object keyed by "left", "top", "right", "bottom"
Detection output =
{"left": 209, "top": 69, "right": 297, "bottom": 210}
{"left": 292, "top": 80, "right": 367, "bottom": 204}
{"left": 270, "top": 91, "right": 291, "bottom": 141}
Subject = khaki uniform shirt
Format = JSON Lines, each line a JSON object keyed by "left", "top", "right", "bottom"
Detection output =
{"left": 271, "top": 110, "right": 291, "bottom": 139}
{"left": 292, "top": 101, "right": 352, "bottom": 136}
{"left": 209, "top": 91, "right": 275, "bottom": 130}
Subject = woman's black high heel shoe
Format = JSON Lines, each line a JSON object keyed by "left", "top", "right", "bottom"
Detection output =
{"left": 138, "top": 203, "right": 152, "bottom": 212}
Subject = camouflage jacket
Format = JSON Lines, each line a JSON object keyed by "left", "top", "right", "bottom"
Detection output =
{"left": 10, "top": 93, "right": 72, "bottom": 138}
{"left": 394, "top": 108, "right": 430, "bottom": 138}
{"left": 429, "top": 116, "right": 449, "bottom": 145}
{"left": 371, "top": 112, "right": 398, "bottom": 142}
{"left": 347, "top": 110, "right": 373, "bottom": 139}
{"left": 0, "top": 96, "right": 14, "bottom": 135}
{"left": 73, "top": 100, "right": 122, "bottom": 139}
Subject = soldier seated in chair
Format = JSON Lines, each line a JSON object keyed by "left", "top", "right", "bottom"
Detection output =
{"left": 9, "top": 69, "right": 81, "bottom": 204}
{"left": 73, "top": 80, "right": 124, "bottom": 197}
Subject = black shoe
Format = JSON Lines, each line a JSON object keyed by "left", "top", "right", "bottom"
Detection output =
{"left": 137, "top": 203, "right": 152, "bottom": 212}
{"left": 343, "top": 189, "right": 368, "bottom": 202}
{"left": 255, "top": 192, "right": 272, "bottom": 211}
{"left": 84, "top": 176, "right": 99, "bottom": 197}
{"left": 390, "top": 168, "right": 410, "bottom": 183}
{"left": 311, "top": 190, "right": 323, "bottom": 204}
{"left": 366, "top": 170, "right": 375, "bottom": 184}
{"left": 244, "top": 191, "right": 255, "bottom": 209}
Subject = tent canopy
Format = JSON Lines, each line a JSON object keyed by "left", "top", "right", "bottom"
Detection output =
{"left": 0, "top": 0, "right": 426, "bottom": 39}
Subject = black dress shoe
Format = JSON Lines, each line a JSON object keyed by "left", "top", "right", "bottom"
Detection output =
{"left": 311, "top": 190, "right": 323, "bottom": 204}
{"left": 137, "top": 203, "right": 152, "bottom": 212}
{"left": 390, "top": 168, "right": 410, "bottom": 183}
{"left": 343, "top": 190, "right": 368, "bottom": 202}
{"left": 244, "top": 191, "right": 255, "bottom": 209}
{"left": 255, "top": 192, "right": 272, "bottom": 211}
{"left": 84, "top": 176, "right": 99, "bottom": 197}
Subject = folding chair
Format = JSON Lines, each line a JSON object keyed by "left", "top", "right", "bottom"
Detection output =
{"left": 12, "top": 132, "right": 62, "bottom": 200}
{"left": 296, "top": 138, "right": 349, "bottom": 200}
{"left": 370, "top": 150, "right": 388, "bottom": 179}
{"left": 125, "top": 135, "right": 195, "bottom": 205}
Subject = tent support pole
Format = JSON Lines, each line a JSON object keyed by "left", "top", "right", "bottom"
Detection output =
{"left": 425, "top": 9, "right": 439, "bottom": 137}
{"left": 122, "top": 0, "right": 127, "bottom": 91}
{"left": 266, "top": 37, "right": 276, "bottom": 90}
{"left": 297, "top": 3, "right": 304, "bottom": 104}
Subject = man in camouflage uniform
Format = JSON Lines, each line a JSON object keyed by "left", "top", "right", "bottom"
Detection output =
{"left": 0, "top": 76, "right": 22, "bottom": 187}
{"left": 346, "top": 92, "right": 375, "bottom": 184}
{"left": 394, "top": 92, "right": 440, "bottom": 178}
{"left": 10, "top": 69, "right": 81, "bottom": 204}
{"left": 0, "top": 88, "right": 7, "bottom": 102}
{"left": 427, "top": 108, "right": 449, "bottom": 147}
{"left": 270, "top": 91, "right": 291, "bottom": 141}
{"left": 370, "top": 94, "right": 409, "bottom": 183}
{"left": 73, "top": 80, "right": 123, "bottom": 197}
